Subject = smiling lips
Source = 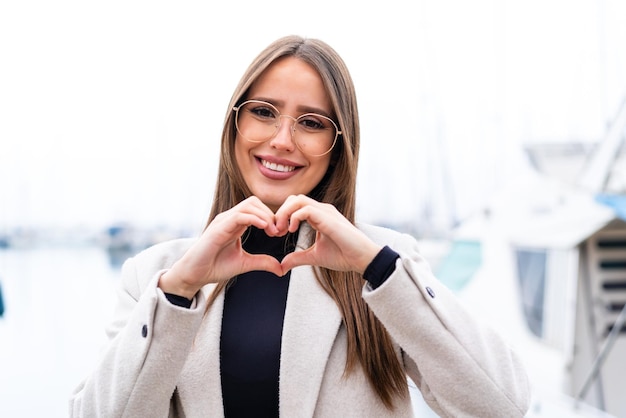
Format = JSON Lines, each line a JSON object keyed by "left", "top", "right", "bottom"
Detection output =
{"left": 260, "top": 158, "right": 297, "bottom": 173}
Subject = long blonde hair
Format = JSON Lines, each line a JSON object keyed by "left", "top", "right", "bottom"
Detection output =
{"left": 206, "top": 35, "right": 407, "bottom": 408}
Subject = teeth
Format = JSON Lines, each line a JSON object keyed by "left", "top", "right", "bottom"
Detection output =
{"left": 262, "top": 159, "right": 295, "bottom": 172}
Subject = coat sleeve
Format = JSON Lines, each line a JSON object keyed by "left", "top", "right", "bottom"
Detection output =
{"left": 69, "top": 249, "right": 207, "bottom": 418}
{"left": 362, "top": 229, "right": 531, "bottom": 418}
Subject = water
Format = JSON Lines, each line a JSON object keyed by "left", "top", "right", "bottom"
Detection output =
{"left": 0, "top": 246, "right": 121, "bottom": 418}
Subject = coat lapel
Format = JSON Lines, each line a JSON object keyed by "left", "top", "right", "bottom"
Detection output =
{"left": 176, "top": 223, "right": 343, "bottom": 417}
{"left": 279, "top": 223, "right": 343, "bottom": 417}
{"left": 176, "top": 284, "right": 226, "bottom": 417}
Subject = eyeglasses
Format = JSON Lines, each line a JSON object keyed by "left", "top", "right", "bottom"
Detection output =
{"left": 233, "top": 100, "right": 341, "bottom": 157}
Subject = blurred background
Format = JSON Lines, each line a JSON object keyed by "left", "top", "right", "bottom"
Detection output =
{"left": 1, "top": 0, "right": 625, "bottom": 416}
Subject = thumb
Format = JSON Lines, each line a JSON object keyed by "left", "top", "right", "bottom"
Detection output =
{"left": 281, "top": 248, "right": 317, "bottom": 274}
{"left": 243, "top": 253, "right": 284, "bottom": 277}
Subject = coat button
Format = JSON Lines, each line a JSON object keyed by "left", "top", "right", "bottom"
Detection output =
{"left": 141, "top": 324, "right": 148, "bottom": 338}
{"left": 426, "top": 286, "right": 435, "bottom": 298}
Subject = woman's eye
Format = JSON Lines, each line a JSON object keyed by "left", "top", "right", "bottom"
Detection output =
{"left": 251, "top": 106, "right": 276, "bottom": 119}
{"left": 299, "top": 116, "right": 326, "bottom": 131}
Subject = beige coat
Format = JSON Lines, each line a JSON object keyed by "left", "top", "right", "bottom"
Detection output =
{"left": 70, "top": 223, "right": 530, "bottom": 417}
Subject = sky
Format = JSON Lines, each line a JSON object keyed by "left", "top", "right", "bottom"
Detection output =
{"left": 1, "top": 0, "right": 625, "bottom": 235}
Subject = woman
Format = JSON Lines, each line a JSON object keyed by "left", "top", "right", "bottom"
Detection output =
{"left": 70, "top": 35, "right": 530, "bottom": 417}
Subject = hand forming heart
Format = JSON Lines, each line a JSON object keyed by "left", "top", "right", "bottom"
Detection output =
{"left": 158, "top": 195, "right": 382, "bottom": 299}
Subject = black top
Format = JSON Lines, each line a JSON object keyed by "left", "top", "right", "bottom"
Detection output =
{"left": 220, "top": 227, "right": 296, "bottom": 417}
{"left": 165, "top": 227, "right": 399, "bottom": 418}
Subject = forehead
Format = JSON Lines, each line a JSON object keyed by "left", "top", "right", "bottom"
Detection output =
{"left": 247, "top": 57, "right": 333, "bottom": 113}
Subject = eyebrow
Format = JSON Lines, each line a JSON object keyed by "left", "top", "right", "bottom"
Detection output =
{"left": 251, "top": 97, "right": 333, "bottom": 119}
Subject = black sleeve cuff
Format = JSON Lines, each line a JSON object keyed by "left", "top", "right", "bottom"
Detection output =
{"left": 363, "top": 245, "right": 400, "bottom": 289}
{"left": 164, "top": 292, "right": 193, "bottom": 309}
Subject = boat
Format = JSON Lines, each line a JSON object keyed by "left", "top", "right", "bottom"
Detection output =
{"left": 434, "top": 98, "right": 626, "bottom": 417}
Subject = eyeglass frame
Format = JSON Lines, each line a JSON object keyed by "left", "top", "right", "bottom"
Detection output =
{"left": 232, "top": 99, "right": 342, "bottom": 157}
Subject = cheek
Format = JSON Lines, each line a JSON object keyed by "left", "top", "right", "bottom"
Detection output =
{"left": 232, "top": 139, "right": 255, "bottom": 194}
{"left": 309, "top": 159, "right": 332, "bottom": 186}
{"left": 234, "top": 138, "right": 251, "bottom": 170}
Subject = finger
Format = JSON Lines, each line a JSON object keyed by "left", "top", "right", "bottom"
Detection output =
{"left": 225, "top": 212, "right": 272, "bottom": 235}
{"left": 239, "top": 197, "right": 277, "bottom": 223}
{"left": 243, "top": 198, "right": 281, "bottom": 236}
{"left": 218, "top": 199, "right": 276, "bottom": 232}
{"left": 244, "top": 195, "right": 277, "bottom": 217}
{"left": 280, "top": 247, "right": 317, "bottom": 273}
{"left": 273, "top": 195, "right": 297, "bottom": 232}
{"left": 285, "top": 206, "right": 314, "bottom": 233}
{"left": 243, "top": 253, "right": 284, "bottom": 277}
{"left": 275, "top": 194, "right": 318, "bottom": 233}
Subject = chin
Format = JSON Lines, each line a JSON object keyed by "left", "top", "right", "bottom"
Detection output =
{"left": 258, "top": 194, "right": 288, "bottom": 211}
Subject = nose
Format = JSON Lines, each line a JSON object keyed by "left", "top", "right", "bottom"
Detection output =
{"left": 269, "top": 115, "right": 297, "bottom": 152}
